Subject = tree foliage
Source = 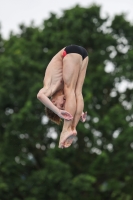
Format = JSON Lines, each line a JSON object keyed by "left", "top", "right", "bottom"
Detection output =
{"left": 0, "top": 4, "right": 133, "bottom": 200}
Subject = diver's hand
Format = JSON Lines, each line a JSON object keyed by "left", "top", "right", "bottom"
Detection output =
{"left": 80, "top": 111, "right": 87, "bottom": 122}
{"left": 58, "top": 109, "right": 73, "bottom": 120}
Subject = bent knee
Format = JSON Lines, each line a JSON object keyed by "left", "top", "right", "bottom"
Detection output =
{"left": 64, "top": 86, "right": 75, "bottom": 96}
{"left": 75, "top": 90, "right": 82, "bottom": 97}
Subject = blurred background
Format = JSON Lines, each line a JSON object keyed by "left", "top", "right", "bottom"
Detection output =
{"left": 0, "top": 0, "right": 133, "bottom": 200}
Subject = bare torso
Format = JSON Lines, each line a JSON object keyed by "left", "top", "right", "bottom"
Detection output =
{"left": 43, "top": 48, "right": 65, "bottom": 96}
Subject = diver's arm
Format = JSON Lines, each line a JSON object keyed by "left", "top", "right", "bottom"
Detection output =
{"left": 37, "top": 87, "right": 59, "bottom": 114}
{"left": 37, "top": 87, "right": 73, "bottom": 120}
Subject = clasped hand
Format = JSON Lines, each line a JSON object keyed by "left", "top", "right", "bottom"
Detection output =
{"left": 57, "top": 109, "right": 73, "bottom": 120}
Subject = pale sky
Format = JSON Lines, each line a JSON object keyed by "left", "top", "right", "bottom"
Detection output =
{"left": 0, "top": 0, "right": 133, "bottom": 39}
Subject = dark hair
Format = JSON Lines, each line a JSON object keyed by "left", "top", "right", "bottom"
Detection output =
{"left": 45, "top": 107, "right": 62, "bottom": 125}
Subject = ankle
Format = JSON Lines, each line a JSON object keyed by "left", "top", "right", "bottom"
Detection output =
{"left": 62, "top": 127, "right": 72, "bottom": 132}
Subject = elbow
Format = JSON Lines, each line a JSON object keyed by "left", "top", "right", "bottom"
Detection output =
{"left": 37, "top": 87, "right": 49, "bottom": 101}
{"left": 37, "top": 90, "right": 43, "bottom": 100}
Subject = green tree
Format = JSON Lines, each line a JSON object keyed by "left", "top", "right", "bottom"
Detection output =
{"left": 0, "top": 4, "right": 133, "bottom": 200}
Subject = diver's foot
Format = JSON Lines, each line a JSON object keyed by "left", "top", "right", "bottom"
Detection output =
{"left": 59, "top": 129, "right": 77, "bottom": 148}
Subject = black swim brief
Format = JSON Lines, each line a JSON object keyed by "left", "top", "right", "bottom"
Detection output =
{"left": 62, "top": 44, "right": 88, "bottom": 60}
